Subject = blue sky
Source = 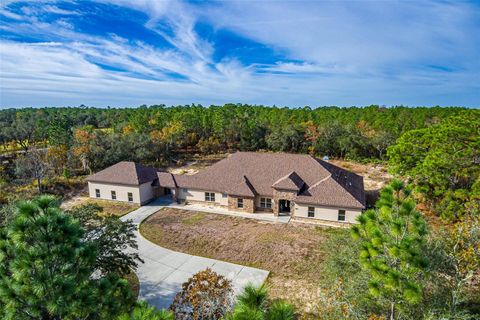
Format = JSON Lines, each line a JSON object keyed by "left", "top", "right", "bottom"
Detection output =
{"left": 0, "top": 0, "right": 479, "bottom": 108}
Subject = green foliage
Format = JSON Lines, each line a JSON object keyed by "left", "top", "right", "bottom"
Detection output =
{"left": 387, "top": 114, "right": 480, "bottom": 220}
{"left": 236, "top": 283, "right": 269, "bottom": 310}
{"left": 118, "top": 301, "right": 174, "bottom": 320}
{"left": 227, "top": 284, "right": 295, "bottom": 320}
{"left": 1, "top": 105, "right": 473, "bottom": 167}
{"left": 0, "top": 195, "right": 133, "bottom": 319}
{"left": 351, "top": 180, "right": 429, "bottom": 319}
{"left": 67, "top": 203, "right": 142, "bottom": 275}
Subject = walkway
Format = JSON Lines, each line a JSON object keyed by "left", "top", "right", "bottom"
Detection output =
{"left": 121, "top": 199, "right": 270, "bottom": 310}
{"left": 166, "top": 201, "right": 291, "bottom": 223}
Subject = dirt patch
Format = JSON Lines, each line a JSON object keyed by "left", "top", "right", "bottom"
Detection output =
{"left": 329, "top": 159, "right": 391, "bottom": 191}
{"left": 61, "top": 196, "right": 139, "bottom": 217}
{"left": 167, "top": 153, "right": 229, "bottom": 175}
{"left": 140, "top": 208, "right": 346, "bottom": 317}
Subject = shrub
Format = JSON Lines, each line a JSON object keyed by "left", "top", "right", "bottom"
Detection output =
{"left": 227, "top": 284, "right": 295, "bottom": 320}
{"left": 169, "top": 268, "right": 234, "bottom": 320}
{"left": 118, "top": 301, "right": 174, "bottom": 320}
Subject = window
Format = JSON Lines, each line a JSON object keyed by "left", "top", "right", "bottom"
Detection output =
{"left": 260, "top": 198, "right": 272, "bottom": 209}
{"left": 308, "top": 206, "right": 315, "bottom": 217}
{"left": 205, "top": 192, "right": 215, "bottom": 202}
{"left": 127, "top": 192, "right": 133, "bottom": 202}
{"left": 222, "top": 193, "right": 227, "bottom": 198}
{"left": 95, "top": 189, "right": 100, "bottom": 198}
{"left": 111, "top": 190, "right": 116, "bottom": 200}
{"left": 237, "top": 198, "right": 243, "bottom": 208}
{"left": 182, "top": 188, "right": 188, "bottom": 193}
{"left": 338, "top": 210, "right": 346, "bottom": 221}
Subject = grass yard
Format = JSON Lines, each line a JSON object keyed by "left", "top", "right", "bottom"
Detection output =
{"left": 140, "top": 208, "right": 347, "bottom": 317}
{"left": 61, "top": 196, "right": 139, "bottom": 217}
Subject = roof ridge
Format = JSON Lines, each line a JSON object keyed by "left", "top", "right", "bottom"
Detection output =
{"left": 308, "top": 174, "right": 332, "bottom": 190}
{"left": 272, "top": 171, "right": 295, "bottom": 186}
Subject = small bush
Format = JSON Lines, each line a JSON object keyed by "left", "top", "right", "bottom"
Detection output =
{"left": 170, "top": 268, "right": 234, "bottom": 320}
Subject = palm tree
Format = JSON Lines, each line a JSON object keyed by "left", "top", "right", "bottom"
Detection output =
{"left": 228, "top": 284, "right": 295, "bottom": 320}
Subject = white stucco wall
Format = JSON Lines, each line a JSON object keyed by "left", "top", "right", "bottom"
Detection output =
{"left": 178, "top": 188, "right": 228, "bottom": 206}
{"left": 294, "top": 203, "right": 361, "bottom": 223}
{"left": 138, "top": 182, "right": 155, "bottom": 204}
{"left": 88, "top": 181, "right": 154, "bottom": 205}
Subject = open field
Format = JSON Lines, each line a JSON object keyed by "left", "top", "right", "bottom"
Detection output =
{"left": 61, "top": 197, "right": 139, "bottom": 217}
{"left": 140, "top": 208, "right": 346, "bottom": 317}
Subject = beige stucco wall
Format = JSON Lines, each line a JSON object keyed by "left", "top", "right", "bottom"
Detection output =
{"left": 294, "top": 203, "right": 361, "bottom": 223}
{"left": 88, "top": 181, "right": 154, "bottom": 205}
{"left": 178, "top": 188, "right": 228, "bottom": 206}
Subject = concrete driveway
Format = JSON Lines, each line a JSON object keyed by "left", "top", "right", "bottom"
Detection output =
{"left": 121, "top": 199, "right": 270, "bottom": 310}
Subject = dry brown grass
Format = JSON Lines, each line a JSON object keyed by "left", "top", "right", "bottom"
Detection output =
{"left": 61, "top": 196, "right": 139, "bottom": 217}
{"left": 140, "top": 208, "right": 346, "bottom": 317}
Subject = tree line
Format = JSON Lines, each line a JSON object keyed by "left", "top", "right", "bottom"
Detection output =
{"left": 0, "top": 104, "right": 478, "bottom": 220}
{"left": 0, "top": 104, "right": 471, "bottom": 164}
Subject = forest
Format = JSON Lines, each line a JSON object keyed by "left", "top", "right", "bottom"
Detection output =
{"left": 0, "top": 104, "right": 479, "bottom": 319}
{"left": 0, "top": 104, "right": 478, "bottom": 218}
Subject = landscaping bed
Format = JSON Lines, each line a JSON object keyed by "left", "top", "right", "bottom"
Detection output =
{"left": 140, "top": 208, "right": 347, "bottom": 317}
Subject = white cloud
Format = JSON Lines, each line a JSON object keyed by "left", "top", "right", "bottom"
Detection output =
{"left": 0, "top": 0, "right": 479, "bottom": 107}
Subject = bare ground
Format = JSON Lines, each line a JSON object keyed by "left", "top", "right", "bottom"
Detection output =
{"left": 140, "top": 208, "right": 346, "bottom": 317}
{"left": 329, "top": 159, "right": 392, "bottom": 191}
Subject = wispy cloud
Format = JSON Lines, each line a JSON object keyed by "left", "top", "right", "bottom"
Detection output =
{"left": 0, "top": 0, "right": 479, "bottom": 108}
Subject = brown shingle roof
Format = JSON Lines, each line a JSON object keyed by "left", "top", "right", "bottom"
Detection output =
{"left": 164, "top": 152, "right": 365, "bottom": 209}
{"left": 87, "top": 161, "right": 158, "bottom": 186}
{"left": 157, "top": 172, "right": 177, "bottom": 188}
{"left": 272, "top": 171, "right": 304, "bottom": 191}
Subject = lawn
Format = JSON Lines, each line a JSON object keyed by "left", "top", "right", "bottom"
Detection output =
{"left": 61, "top": 196, "right": 139, "bottom": 217}
{"left": 140, "top": 208, "right": 347, "bottom": 317}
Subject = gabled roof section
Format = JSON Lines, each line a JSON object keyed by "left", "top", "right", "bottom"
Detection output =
{"left": 87, "top": 161, "right": 158, "bottom": 186}
{"left": 157, "top": 172, "right": 177, "bottom": 188}
{"left": 272, "top": 171, "right": 304, "bottom": 191}
{"left": 230, "top": 175, "right": 256, "bottom": 197}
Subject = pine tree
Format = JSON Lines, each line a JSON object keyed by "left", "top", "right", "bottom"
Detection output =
{"left": 351, "top": 179, "right": 429, "bottom": 320}
{"left": 0, "top": 195, "right": 132, "bottom": 320}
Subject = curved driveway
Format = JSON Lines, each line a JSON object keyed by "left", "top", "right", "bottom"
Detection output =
{"left": 121, "top": 199, "right": 270, "bottom": 310}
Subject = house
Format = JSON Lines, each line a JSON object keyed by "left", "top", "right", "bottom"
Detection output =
{"left": 87, "top": 152, "right": 366, "bottom": 223}
{"left": 86, "top": 161, "right": 164, "bottom": 205}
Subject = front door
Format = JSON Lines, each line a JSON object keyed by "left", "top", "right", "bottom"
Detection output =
{"left": 279, "top": 199, "right": 291, "bottom": 215}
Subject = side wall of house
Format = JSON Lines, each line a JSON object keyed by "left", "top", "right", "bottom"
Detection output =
{"left": 88, "top": 181, "right": 143, "bottom": 204}
{"left": 138, "top": 182, "right": 155, "bottom": 204}
{"left": 294, "top": 203, "right": 361, "bottom": 223}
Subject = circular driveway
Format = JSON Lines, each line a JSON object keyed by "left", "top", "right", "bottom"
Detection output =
{"left": 121, "top": 199, "right": 270, "bottom": 310}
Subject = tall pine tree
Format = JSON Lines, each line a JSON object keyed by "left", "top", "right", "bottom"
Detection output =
{"left": 0, "top": 195, "right": 133, "bottom": 319}
{"left": 351, "top": 180, "right": 429, "bottom": 320}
